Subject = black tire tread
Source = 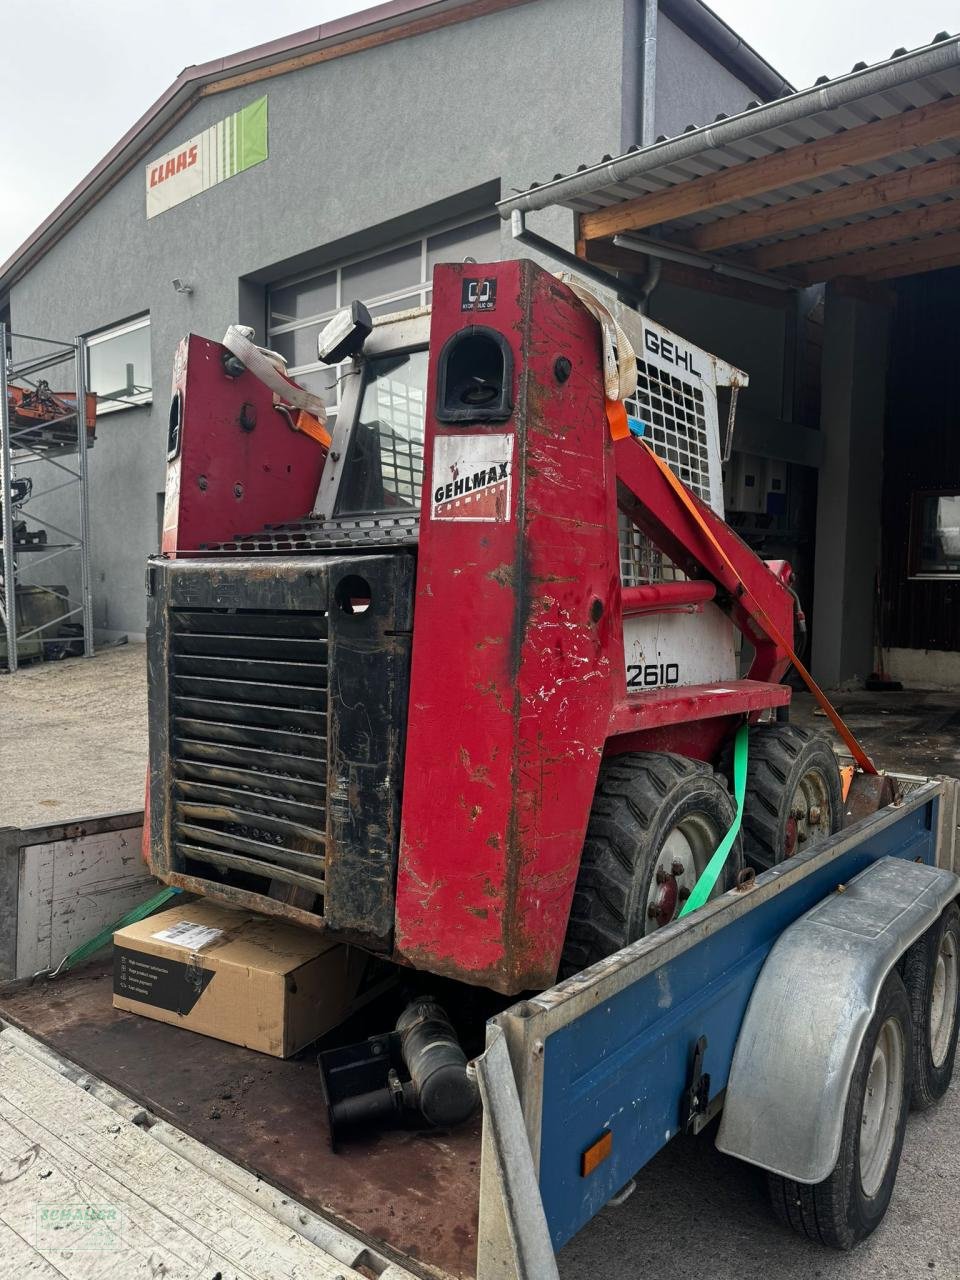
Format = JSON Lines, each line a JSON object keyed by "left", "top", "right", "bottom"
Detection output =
{"left": 902, "top": 902, "right": 960, "bottom": 1111}
{"left": 730, "top": 724, "right": 843, "bottom": 870}
{"left": 767, "top": 971, "right": 912, "bottom": 1250}
{"left": 561, "top": 752, "right": 739, "bottom": 975}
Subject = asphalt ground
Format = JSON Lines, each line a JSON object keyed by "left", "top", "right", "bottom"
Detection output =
{"left": 0, "top": 642, "right": 147, "bottom": 827}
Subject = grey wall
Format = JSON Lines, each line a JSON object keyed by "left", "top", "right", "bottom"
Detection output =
{"left": 653, "top": 14, "right": 756, "bottom": 140}
{"left": 8, "top": 0, "right": 774, "bottom": 639}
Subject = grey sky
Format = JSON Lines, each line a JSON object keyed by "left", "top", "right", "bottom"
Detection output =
{"left": 2, "top": 0, "right": 958, "bottom": 264}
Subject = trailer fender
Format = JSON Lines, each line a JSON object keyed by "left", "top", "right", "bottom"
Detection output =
{"left": 716, "top": 856, "right": 959, "bottom": 1183}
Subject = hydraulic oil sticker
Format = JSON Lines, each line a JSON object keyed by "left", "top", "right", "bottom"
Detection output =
{"left": 431, "top": 433, "right": 513, "bottom": 522}
{"left": 461, "top": 278, "right": 497, "bottom": 311}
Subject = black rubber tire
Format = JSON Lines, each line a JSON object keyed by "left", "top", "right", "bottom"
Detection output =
{"left": 560, "top": 752, "right": 742, "bottom": 976}
{"left": 734, "top": 724, "right": 843, "bottom": 871}
{"left": 768, "top": 970, "right": 913, "bottom": 1250}
{"left": 902, "top": 903, "right": 960, "bottom": 1111}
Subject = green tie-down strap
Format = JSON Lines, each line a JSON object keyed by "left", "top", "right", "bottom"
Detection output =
{"left": 42, "top": 885, "right": 182, "bottom": 979}
{"left": 678, "top": 723, "right": 748, "bottom": 919}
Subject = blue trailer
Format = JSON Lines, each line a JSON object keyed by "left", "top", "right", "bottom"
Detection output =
{"left": 474, "top": 773, "right": 960, "bottom": 1278}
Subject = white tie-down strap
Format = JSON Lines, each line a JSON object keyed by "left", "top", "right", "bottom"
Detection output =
{"left": 222, "top": 325, "right": 328, "bottom": 424}
{"left": 559, "top": 275, "right": 638, "bottom": 403}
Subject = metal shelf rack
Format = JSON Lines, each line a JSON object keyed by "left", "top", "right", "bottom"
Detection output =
{"left": 1, "top": 323, "right": 94, "bottom": 672}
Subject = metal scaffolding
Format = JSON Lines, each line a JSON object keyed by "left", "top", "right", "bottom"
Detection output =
{"left": 1, "top": 323, "right": 94, "bottom": 672}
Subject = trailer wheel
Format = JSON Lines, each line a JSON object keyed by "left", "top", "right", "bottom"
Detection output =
{"left": 768, "top": 970, "right": 912, "bottom": 1250}
{"left": 902, "top": 902, "right": 960, "bottom": 1111}
{"left": 735, "top": 725, "right": 842, "bottom": 871}
{"left": 560, "top": 752, "right": 742, "bottom": 975}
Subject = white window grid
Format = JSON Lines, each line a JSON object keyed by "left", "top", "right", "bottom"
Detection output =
{"left": 625, "top": 360, "right": 710, "bottom": 502}
{"left": 375, "top": 377, "right": 425, "bottom": 505}
{"left": 619, "top": 360, "right": 712, "bottom": 587}
{"left": 267, "top": 214, "right": 499, "bottom": 417}
{"left": 84, "top": 314, "right": 152, "bottom": 415}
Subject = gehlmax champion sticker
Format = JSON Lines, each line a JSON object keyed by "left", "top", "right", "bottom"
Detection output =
{"left": 431, "top": 433, "right": 513, "bottom": 522}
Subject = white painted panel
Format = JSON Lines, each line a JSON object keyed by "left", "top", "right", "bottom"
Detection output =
{"left": 15, "top": 827, "right": 156, "bottom": 978}
{"left": 623, "top": 602, "right": 737, "bottom": 691}
{"left": 0, "top": 1032, "right": 378, "bottom": 1279}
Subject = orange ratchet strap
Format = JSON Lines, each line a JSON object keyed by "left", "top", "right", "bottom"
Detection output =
{"left": 639, "top": 439, "right": 878, "bottom": 776}
{"left": 289, "top": 407, "right": 332, "bottom": 449}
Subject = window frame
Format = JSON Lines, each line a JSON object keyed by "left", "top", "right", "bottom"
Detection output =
{"left": 84, "top": 313, "right": 152, "bottom": 415}
{"left": 312, "top": 310, "right": 432, "bottom": 521}
{"left": 266, "top": 211, "right": 501, "bottom": 418}
{"left": 908, "top": 487, "right": 960, "bottom": 580}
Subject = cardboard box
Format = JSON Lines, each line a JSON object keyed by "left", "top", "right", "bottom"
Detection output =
{"left": 113, "top": 898, "right": 372, "bottom": 1057}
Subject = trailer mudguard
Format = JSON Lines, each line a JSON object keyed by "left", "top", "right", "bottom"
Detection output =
{"left": 716, "top": 856, "right": 959, "bottom": 1182}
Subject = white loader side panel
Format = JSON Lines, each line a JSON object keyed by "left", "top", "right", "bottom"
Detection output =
{"left": 623, "top": 603, "right": 737, "bottom": 691}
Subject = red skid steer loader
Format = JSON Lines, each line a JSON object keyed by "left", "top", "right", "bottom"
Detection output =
{"left": 146, "top": 257, "right": 855, "bottom": 1000}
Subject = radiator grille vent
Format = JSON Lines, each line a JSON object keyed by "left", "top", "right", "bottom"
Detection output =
{"left": 169, "top": 608, "right": 328, "bottom": 911}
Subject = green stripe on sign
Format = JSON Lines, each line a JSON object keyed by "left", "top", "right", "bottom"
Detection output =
{"left": 237, "top": 96, "right": 268, "bottom": 170}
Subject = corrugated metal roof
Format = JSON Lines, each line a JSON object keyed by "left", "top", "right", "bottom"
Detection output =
{"left": 498, "top": 33, "right": 960, "bottom": 281}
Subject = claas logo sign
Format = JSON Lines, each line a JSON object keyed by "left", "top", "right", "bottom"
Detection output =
{"left": 145, "top": 97, "right": 268, "bottom": 219}
{"left": 148, "top": 145, "right": 199, "bottom": 189}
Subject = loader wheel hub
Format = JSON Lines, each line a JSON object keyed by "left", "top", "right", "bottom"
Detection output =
{"left": 783, "top": 769, "right": 833, "bottom": 858}
{"left": 646, "top": 824, "right": 711, "bottom": 931}
{"left": 649, "top": 875, "right": 679, "bottom": 927}
{"left": 784, "top": 817, "right": 798, "bottom": 857}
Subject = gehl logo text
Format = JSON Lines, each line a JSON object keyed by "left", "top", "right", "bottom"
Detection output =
{"left": 643, "top": 330, "right": 701, "bottom": 378}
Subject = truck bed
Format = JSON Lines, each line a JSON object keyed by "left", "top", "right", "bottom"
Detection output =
{"left": 0, "top": 963, "right": 480, "bottom": 1279}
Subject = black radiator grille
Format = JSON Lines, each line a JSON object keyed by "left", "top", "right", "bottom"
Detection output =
{"left": 169, "top": 608, "right": 328, "bottom": 909}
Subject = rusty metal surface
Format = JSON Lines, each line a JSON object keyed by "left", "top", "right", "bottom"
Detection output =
{"left": 844, "top": 771, "right": 901, "bottom": 828}
{"left": 147, "top": 552, "right": 414, "bottom": 953}
{"left": 0, "top": 965, "right": 480, "bottom": 1279}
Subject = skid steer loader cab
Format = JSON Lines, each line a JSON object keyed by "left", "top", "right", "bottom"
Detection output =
{"left": 312, "top": 306, "right": 432, "bottom": 528}
{"left": 146, "top": 258, "right": 815, "bottom": 995}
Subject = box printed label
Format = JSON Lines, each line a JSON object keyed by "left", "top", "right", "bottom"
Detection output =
{"left": 151, "top": 920, "right": 224, "bottom": 951}
{"left": 36, "top": 1204, "right": 122, "bottom": 1252}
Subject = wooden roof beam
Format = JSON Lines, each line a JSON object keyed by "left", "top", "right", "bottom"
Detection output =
{"left": 869, "top": 246, "right": 960, "bottom": 280}
{"left": 800, "top": 227, "right": 960, "bottom": 283}
{"left": 579, "top": 96, "right": 960, "bottom": 242}
{"left": 744, "top": 197, "right": 960, "bottom": 269}
{"left": 686, "top": 154, "right": 960, "bottom": 253}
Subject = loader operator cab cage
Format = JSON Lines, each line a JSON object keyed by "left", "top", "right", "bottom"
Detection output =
{"left": 313, "top": 309, "right": 432, "bottom": 523}
{"left": 311, "top": 293, "right": 738, "bottom": 596}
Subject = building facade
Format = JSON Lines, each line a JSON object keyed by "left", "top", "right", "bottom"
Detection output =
{"left": 1, "top": 0, "right": 786, "bottom": 639}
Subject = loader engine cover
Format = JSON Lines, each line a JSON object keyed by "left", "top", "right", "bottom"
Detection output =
{"left": 145, "top": 552, "right": 414, "bottom": 948}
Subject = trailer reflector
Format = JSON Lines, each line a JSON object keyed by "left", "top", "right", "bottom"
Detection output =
{"left": 581, "top": 1130, "right": 613, "bottom": 1176}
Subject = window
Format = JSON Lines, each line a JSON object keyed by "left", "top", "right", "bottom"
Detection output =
{"left": 267, "top": 214, "right": 500, "bottom": 419}
{"left": 334, "top": 349, "right": 429, "bottom": 516}
{"left": 910, "top": 490, "right": 960, "bottom": 578}
{"left": 86, "top": 315, "right": 152, "bottom": 413}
